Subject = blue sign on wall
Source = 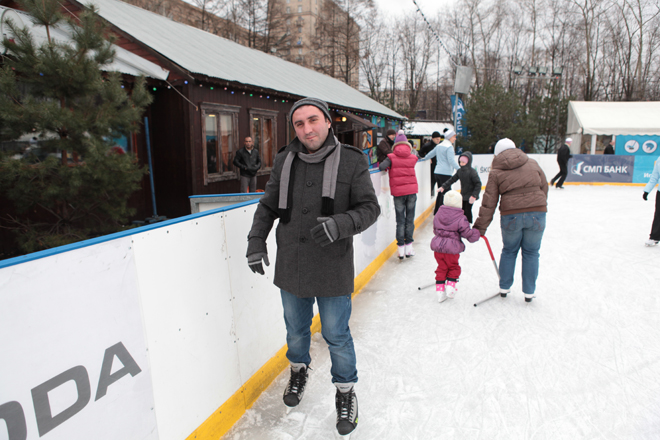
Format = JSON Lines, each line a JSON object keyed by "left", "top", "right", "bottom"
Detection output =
{"left": 450, "top": 95, "right": 467, "bottom": 137}
{"left": 615, "top": 135, "right": 660, "bottom": 156}
{"left": 566, "top": 155, "right": 634, "bottom": 183}
{"left": 633, "top": 156, "right": 659, "bottom": 184}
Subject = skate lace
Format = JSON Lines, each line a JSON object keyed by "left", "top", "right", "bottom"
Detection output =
{"left": 287, "top": 368, "right": 307, "bottom": 395}
{"left": 337, "top": 391, "right": 354, "bottom": 420}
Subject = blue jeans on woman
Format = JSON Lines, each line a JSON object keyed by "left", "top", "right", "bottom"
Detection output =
{"left": 280, "top": 290, "right": 357, "bottom": 384}
{"left": 393, "top": 194, "right": 417, "bottom": 246}
{"left": 499, "top": 212, "right": 546, "bottom": 294}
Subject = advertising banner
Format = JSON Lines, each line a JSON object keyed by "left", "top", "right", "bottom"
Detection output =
{"left": 615, "top": 135, "right": 660, "bottom": 156}
{"left": 566, "top": 155, "right": 634, "bottom": 183}
{"left": 0, "top": 238, "right": 158, "bottom": 440}
{"left": 450, "top": 95, "right": 468, "bottom": 137}
{"left": 633, "top": 156, "right": 659, "bottom": 184}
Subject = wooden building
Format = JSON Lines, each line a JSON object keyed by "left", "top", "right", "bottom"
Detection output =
{"left": 1, "top": 0, "right": 404, "bottom": 225}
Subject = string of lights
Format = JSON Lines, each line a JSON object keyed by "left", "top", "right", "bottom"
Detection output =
{"left": 411, "top": 0, "right": 458, "bottom": 68}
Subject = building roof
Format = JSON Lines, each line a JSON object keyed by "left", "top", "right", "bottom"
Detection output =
{"left": 83, "top": 0, "right": 404, "bottom": 120}
{"left": 567, "top": 101, "right": 660, "bottom": 136}
{"left": 403, "top": 121, "right": 454, "bottom": 137}
{"left": 0, "top": 5, "right": 169, "bottom": 80}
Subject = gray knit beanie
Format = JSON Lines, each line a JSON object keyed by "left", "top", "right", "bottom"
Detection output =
{"left": 289, "top": 97, "right": 332, "bottom": 124}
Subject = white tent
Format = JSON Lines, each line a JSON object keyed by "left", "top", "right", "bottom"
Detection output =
{"left": 403, "top": 121, "right": 454, "bottom": 137}
{"left": 566, "top": 101, "right": 660, "bottom": 154}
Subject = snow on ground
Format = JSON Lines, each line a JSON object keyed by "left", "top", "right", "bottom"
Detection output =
{"left": 225, "top": 185, "right": 660, "bottom": 440}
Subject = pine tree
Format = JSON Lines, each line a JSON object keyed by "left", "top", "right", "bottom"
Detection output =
{"left": 0, "top": 0, "right": 153, "bottom": 255}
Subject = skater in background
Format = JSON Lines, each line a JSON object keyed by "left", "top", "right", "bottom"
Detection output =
{"left": 246, "top": 97, "right": 380, "bottom": 437}
{"left": 430, "top": 190, "right": 480, "bottom": 302}
{"left": 643, "top": 157, "right": 660, "bottom": 246}
{"left": 438, "top": 151, "right": 482, "bottom": 223}
{"left": 379, "top": 130, "right": 419, "bottom": 259}
{"left": 550, "top": 137, "right": 572, "bottom": 189}
{"left": 424, "top": 129, "right": 460, "bottom": 214}
{"left": 473, "top": 138, "right": 548, "bottom": 303}
{"left": 419, "top": 131, "right": 443, "bottom": 193}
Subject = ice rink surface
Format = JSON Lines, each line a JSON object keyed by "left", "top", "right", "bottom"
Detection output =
{"left": 225, "top": 185, "right": 660, "bottom": 440}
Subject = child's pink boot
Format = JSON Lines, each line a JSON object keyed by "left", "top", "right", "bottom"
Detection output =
{"left": 446, "top": 280, "right": 458, "bottom": 299}
{"left": 436, "top": 283, "right": 447, "bottom": 303}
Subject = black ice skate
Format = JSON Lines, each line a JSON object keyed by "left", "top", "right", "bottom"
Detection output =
{"left": 335, "top": 386, "right": 358, "bottom": 436}
{"left": 283, "top": 365, "right": 308, "bottom": 407}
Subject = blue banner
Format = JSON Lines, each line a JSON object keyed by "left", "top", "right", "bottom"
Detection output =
{"left": 633, "top": 156, "right": 659, "bottom": 184}
{"left": 566, "top": 155, "right": 634, "bottom": 183}
{"left": 450, "top": 95, "right": 467, "bottom": 137}
{"left": 615, "top": 135, "right": 660, "bottom": 156}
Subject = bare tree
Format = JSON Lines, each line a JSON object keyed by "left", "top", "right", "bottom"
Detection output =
{"left": 399, "top": 14, "right": 433, "bottom": 117}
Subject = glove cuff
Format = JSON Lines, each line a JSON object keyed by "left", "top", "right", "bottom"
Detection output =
{"left": 246, "top": 237, "right": 267, "bottom": 257}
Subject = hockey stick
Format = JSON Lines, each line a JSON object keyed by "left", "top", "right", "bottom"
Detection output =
{"left": 473, "top": 236, "right": 503, "bottom": 307}
{"left": 474, "top": 292, "right": 500, "bottom": 307}
{"left": 481, "top": 235, "right": 500, "bottom": 280}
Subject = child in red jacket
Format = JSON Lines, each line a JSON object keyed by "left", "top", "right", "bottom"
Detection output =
{"left": 379, "top": 130, "right": 419, "bottom": 259}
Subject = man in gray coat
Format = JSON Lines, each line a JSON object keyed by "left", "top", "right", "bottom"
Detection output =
{"left": 246, "top": 97, "right": 380, "bottom": 437}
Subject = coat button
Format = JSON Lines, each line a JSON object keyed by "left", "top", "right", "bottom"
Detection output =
{"left": 300, "top": 237, "right": 307, "bottom": 243}
{"left": 306, "top": 181, "right": 313, "bottom": 187}
{"left": 302, "top": 208, "right": 309, "bottom": 214}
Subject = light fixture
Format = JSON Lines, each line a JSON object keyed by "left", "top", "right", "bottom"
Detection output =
{"left": 528, "top": 66, "right": 537, "bottom": 76}
{"left": 342, "top": 117, "right": 347, "bottom": 122}
{"left": 552, "top": 66, "right": 563, "bottom": 77}
{"left": 513, "top": 65, "right": 522, "bottom": 75}
{"left": 538, "top": 66, "right": 548, "bottom": 76}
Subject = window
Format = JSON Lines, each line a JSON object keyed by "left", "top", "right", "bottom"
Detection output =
{"left": 249, "top": 108, "right": 278, "bottom": 169}
{"left": 298, "top": 48, "right": 303, "bottom": 54}
{"left": 286, "top": 18, "right": 291, "bottom": 24}
{"left": 201, "top": 103, "right": 239, "bottom": 184}
{"left": 297, "top": 37, "right": 302, "bottom": 45}
{"left": 298, "top": 5, "right": 302, "bottom": 12}
{"left": 298, "top": 26, "right": 303, "bottom": 33}
{"left": 315, "top": 58, "right": 320, "bottom": 65}
{"left": 286, "top": 6, "right": 290, "bottom": 13}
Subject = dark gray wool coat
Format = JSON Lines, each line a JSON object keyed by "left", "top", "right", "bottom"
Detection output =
{"left": 247, "top": 133, "right": 380, "bottom": 298}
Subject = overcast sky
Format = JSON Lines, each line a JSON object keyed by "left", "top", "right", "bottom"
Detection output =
{"left": 372, "top": 0, "right": 455, "bottom": 18}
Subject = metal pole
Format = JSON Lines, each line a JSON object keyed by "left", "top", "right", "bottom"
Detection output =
{"left": 144, "top": 116, "right": 158, "bottom": 218}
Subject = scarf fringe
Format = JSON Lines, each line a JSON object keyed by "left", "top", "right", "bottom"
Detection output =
{"left": 321, "top": 197, "right": 334, "bottom": 217}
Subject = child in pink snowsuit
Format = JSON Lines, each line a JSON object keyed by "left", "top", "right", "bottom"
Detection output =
{"left": 431, "top": 190, "right": 480, "bottom": 302}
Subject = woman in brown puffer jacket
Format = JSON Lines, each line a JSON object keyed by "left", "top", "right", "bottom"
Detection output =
{"left": 473, "top": 138, "right": 548, "bottom": 303}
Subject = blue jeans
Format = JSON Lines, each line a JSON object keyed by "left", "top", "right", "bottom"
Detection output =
{"left": 280, "top": 290, "right": 357, "bottom": 384}
{"left": 499, "top": 212, "right": 546, "bottom": 294}
{"left": 393, "top": 194, "right": 417, "bottom": 246}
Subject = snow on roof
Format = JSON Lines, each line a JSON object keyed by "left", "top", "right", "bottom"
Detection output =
{"left": 567, "top": 101, "right": 660, "bottom": 136}
{"left": 84, "top": 0, "right": 404, "bottom": 120}
{"left": 403, "top": 121, "right": 454, "bottom": 137}
{"left": 0, "top": 5, "right": 169, "bottom": 80}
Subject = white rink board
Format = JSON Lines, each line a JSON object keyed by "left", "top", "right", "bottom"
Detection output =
{"left": 0, "top": 237, "right": 158, "bottom": 440}
{"left": 0, "top": 163, "right": 435, "bottom": 440}
{"left": 469, "top": 154, "right": 560, "bottom": 188}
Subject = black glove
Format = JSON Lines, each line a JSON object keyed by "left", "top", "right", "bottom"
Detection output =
{"left": 246, "top": 237, "right": 269, "bottom": 275}
{"left": 643, "top": 192, "right": 648, "bottom": 201}
{"left": 248, "top": 252, "right": 269, "bottom": 275}
{"left": 310, "top": 217, "right": 339, "bottom": 247}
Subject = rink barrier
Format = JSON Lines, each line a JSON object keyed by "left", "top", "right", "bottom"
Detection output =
{"left": 0, "top": 160, "right": 434, "bottom": 440}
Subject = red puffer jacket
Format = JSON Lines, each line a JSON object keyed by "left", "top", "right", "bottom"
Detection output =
{"left": 387, "top": 143, "right": 418, "bottom": 197}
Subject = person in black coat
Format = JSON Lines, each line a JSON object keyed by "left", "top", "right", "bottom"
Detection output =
{"left": 233, "top": 137, "right": 261, "bottom": 192}
{"left": 419, "top": 131, "right": 443, "bottom": 192}
{"left": 438, "top": 151, "right": 482, "bottom": 223}
{"left": 603, "top": 137, "right": 615, "bottom": 155}
{"left": 377, "top": 129, "right": 396, "bottom": 164}
{"left": 550, "top": 138, "right": 573, "bottom": 189}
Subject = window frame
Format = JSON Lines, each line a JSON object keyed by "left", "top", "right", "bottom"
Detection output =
{"left": 249, "top": 108, "right": 279, "bottom": 172}
{"left": 201, "top": 102, "right": 240, "bottom": 185}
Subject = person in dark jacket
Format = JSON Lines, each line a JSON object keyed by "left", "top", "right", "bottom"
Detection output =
{"left": 438, "top": 151, "right": 482, "bottom": 223}
{"left": 232, "top": 137, "right": 261, "bottom": 192}
{"left": 603, "top": 137, "right": 615, "bottom": 155}
{"left": 246, "top": 97, "right": 379, "bottom": 437}
{"left": 550, "top": 138, "right": 573, "bottom": 189}
{"left": 419, "top": 131, "right": 443, "bottom": 192}
{"left": 377, "top": 129, "right": 396, "bottom": 164}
